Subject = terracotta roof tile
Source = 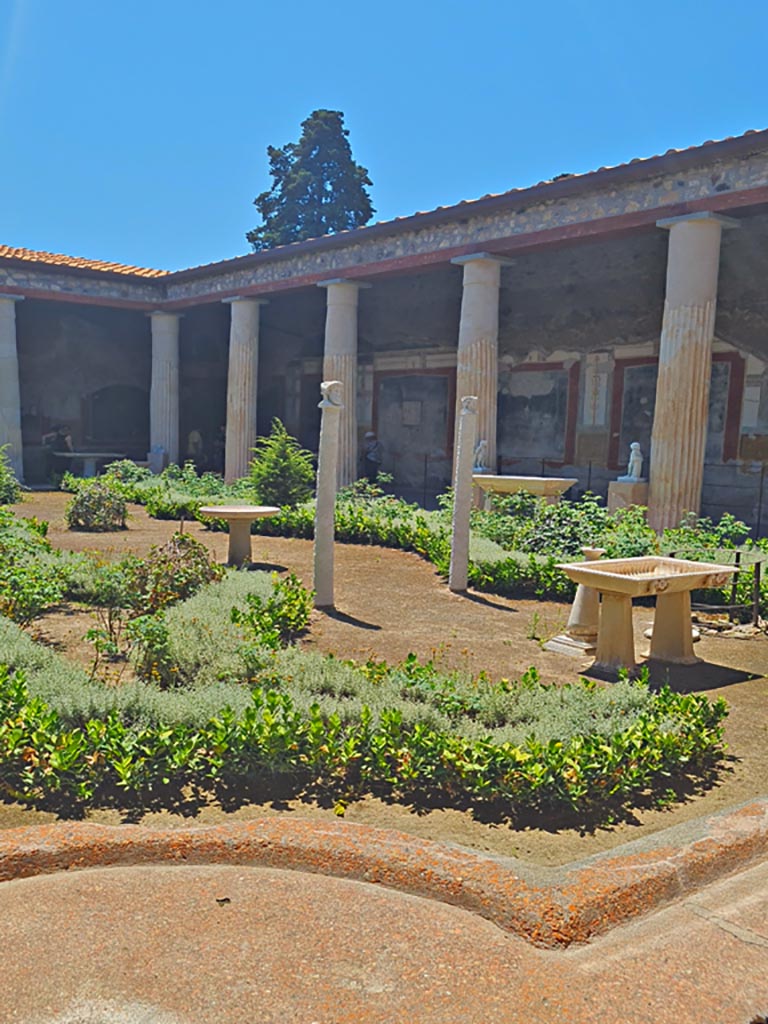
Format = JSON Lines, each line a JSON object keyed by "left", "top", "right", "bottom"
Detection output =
{"left": 0, "top": 245, "right": 168, "bottom": 278}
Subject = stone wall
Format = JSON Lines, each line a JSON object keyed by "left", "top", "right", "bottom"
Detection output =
{"left": 17, "top": 301, "right": 151, "bottom": 477}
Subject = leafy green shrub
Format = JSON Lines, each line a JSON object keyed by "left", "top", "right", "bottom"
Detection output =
{"left": 0, "top": 508, "right": 67, "bottom": 623}
{"left": 248, "top": 418, "right": 315, "bottom": 507}
{"left": 0, "top": 445, "right": 21, "bottom": 504}
{"left": 65, "top": 480, "right": 128, "bottom": 531}
{"left": 231, "top": 572, "right": 313, "bottom": 649}
{"left": 661, "top": 511, "right": 751, "bottom": 560}
{"left": 101, "top": 459, "right": 152, "bottom": 486}
{"left": 124, "top": 532, "right": 224, "bottom": 616}
{"left": 471, "top": 491, "right": 658, "bottom": 561}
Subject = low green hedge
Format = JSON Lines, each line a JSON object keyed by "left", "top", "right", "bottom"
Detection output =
{"left": 60, "top": 461, "right": 768, "bottom": 613}
{"left": 0, "top": 662, "right": 728, "bottom": 813}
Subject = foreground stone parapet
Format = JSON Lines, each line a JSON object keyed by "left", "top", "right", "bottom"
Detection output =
{"left": 1, "top": 800, "right": 766, "bottom": 948}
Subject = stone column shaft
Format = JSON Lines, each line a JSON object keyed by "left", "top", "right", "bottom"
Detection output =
{"left": 449, "top": 396, "right": 478, "bottom": 592}
{"left": 149, "top": 312, "right": 180, "bottom": 465}
{"left": 648, "top": 214, "right": 737, "bottom": 532}
{"left": 0, "top": 295, "right": 24, "bottom": 480}
{"left": 451, "top": 255, "right": 505, "bottom": 472}
{"left": 224, "top": 298, "right": 265, "bottom": 483}
{"left": 314, "top": 381, "right": 343, "bottom": 608}
{"left": 318, "top": 279, "right": 367, "bottom": 487}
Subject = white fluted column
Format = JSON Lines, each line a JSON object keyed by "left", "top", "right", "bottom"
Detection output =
{"left": 318, "top": 279, "right": 369, "bottom": 487}
{"left": 648, "top": 213, "right": 738, "bottom": 532}
{"left": 149, "top": 311, "right": 180, "bottom": 466}
{"left": 451, "top": 254, "right": 507, "bottom": 472}
{"left": 224, "top": 297, "right": 266, "bottom": 483}
{"left": 314, "top": 380, "right": 343, "bottom": 608}
{"left": 0, "top": 295, "right": 24, "bottom": 481}
{"left": 449, "top": 395, "right": 478, "bottom": 592}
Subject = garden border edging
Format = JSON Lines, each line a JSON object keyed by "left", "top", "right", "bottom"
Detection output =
{"left": 0, "top": 798, "right": 766, "bottom": 948}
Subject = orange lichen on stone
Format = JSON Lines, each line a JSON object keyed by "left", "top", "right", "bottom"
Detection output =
{"left": 0, "top": 800, "right": 766, "bottom": 948}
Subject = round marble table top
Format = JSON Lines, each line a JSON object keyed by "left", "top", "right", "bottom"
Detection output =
{"left": 198, "top": 505, "right": 281, "bottom": 520}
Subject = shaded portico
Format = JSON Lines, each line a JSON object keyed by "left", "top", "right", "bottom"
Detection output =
{"left": 2, "top": 128, "right": 768, "bottom": 532}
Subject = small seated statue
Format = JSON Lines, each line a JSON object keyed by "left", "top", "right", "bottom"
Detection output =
{"left": 618, "top": 441, "right": 644, "bottom": 482}
{"left": 473, "top": 438, "right": 489, "bottom": 472}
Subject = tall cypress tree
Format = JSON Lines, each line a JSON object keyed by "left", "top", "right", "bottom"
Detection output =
{"left": 246, "top": 110, "right": 374, "bottom": 251}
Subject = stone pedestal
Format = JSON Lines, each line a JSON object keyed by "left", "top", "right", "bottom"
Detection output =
{"left": 451, "top": 255, "right": 507, "bottom": 473}
{"left": 648, "top": 213, "right": 738, "bottom": 532}
{"left": 224, "top": 298, "right": 266, "bottom": 483}
{"left": 544, "top": 546, "right": 605, "bottom": 656}
{"left": 595, "top": 592, "right": 636, "bottom": 673}
{"left": 149, "top": 311, "right": 180, "bottom": 466}
{"left": 318, "top": 280, "right": 368, "bottom": 488}
{"left": 449, "top": 396, "right": 478, "bottom": 593}
{"left": 650, "top": 591, "right": 700, "bottom": 664}
{"left": 314, "top": 381, "right": 343, "bottom": 608}
{"left": 0, "top": 295, "right": 24, "bottom": 480}
{"left": 607, "top": 480, "right": 649, "bottom": 512}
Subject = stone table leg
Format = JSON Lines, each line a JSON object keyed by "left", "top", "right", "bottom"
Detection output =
{"left": 544, "top": 547, "right": 605, "bottom": 657}
{"left": 650, "top": 591, "right": 700, "bottom": 664}
{"left": 227, "top": 519, "right": 253, "bottom": 567}
{"left": 594, "top": 592, "right": 636, "bottom": 674}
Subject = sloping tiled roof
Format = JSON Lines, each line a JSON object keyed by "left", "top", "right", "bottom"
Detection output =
{"left": 169, "top": 127, "right": 768, "bottom": 278}
{"left": 0, "top": 245, "right": 168, "bottom": 278}
{"left": 3, "top": 128, "right": 768, "bottom": 284}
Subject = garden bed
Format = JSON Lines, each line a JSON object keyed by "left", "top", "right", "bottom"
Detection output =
{"left": 0, "top": 492, "right": 766, "bottom": 865}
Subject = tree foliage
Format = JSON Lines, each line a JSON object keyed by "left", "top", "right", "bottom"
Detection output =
{"left": 248, "top": 419, "right": 315, "bottom": 507}
{"left": 247, "top": 109, "right": 374, "bottom": 251}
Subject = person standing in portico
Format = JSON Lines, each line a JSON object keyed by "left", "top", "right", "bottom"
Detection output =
{"left": 363, "top": 431, "right": 383, "bottom": 482}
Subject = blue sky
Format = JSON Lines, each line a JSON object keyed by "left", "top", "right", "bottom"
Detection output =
{"left": 1, "top": 0, "right": 766, "bottom": 271}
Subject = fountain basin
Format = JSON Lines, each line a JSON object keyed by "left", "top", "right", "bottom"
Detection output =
{"left": 472, "top": 475, "right": 577, "bottom": 504}
{"left": 555, "top": 556, "right": 737, "bottom": 673}
{"left": 556, "top": 556, "right": 734, "bottom": 597}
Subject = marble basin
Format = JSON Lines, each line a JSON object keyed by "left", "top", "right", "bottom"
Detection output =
{"left": 555, "top": 556, "right": 737, "bottom": 673}
{"left": 556, "top": 556, "right": 735, "bottom": 597}
{"left": 472, "top": 474, "right": 577, "bottom": 503}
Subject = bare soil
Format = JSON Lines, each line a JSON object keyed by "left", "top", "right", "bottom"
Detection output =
{"left": 2, "top": 490, "right": 767, "bottom": 866}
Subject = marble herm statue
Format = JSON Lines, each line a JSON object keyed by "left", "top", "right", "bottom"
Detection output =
{"left": 618, "top": 442, "right": 644, "bottom": 482}
{"left": 472, "top": 438, "right": 489, "bottom": 472}
{"left": 320, "top": 379, "right": 344, "bottom": 407}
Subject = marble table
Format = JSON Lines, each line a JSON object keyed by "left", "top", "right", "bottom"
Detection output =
{"left": 198, "top": 505, "right": 281, "bottom": 566}
{"left": 53, "top": 451, "right": 125, "bottom": 477}
{"left": 472, "top": 474, "right": 578, "bottom": 506}
{"left": 556, "top": 555, "right": 736, "bottom": 674}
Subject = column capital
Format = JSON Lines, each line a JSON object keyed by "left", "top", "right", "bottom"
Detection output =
{"left": 317, "top": 278, "right": 371, "bottom": 290}
{"left": 147, "top": 309, "right": 182, "bottom": 320}
{"left": 0, "top": 293, "right": 24, "bottom": 303}
{"left": 656, "top": 211, "right": 740, "bottom": 231}
{"left": 451, "top": 252, "right": 515, "bottom": 267}
{"left": 222, "top": 295, "right": 269, "bottom": 306}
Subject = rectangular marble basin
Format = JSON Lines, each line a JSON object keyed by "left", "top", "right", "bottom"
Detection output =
{"left": 472, "top": 475, "right": 578, "bottom": 499}
{"left": 557, "top": 556, "right": 736, "bottom": 597}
